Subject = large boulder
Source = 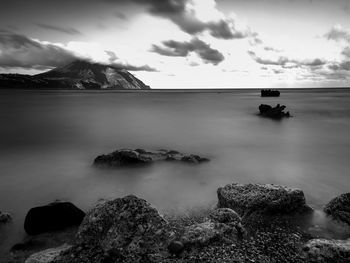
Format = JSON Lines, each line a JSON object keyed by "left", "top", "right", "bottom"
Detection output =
{"left": 25, "top": 244, "right": 71, "bottom": 263}
{"left": 0, "top": 211, "right": 12, "bottom": 224}
{"left": 324, "top": 193, "right": 350, "bottom": 226}
{"left": 55, "top": 195, "right": 171, "bottom": 263}
{"left": 24, "top": 202, "right": 85, "bottom": 235}
{"left": 217, "top": 183, "right": 310, "bottom": 216}
{"left": 303, "top": 238, "right": 350, "bottom": 263}
{"left": 93, "top": 149, "right": 209, "bottom": 168}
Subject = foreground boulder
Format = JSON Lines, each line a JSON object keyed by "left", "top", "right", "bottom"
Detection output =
{"left": 217, "top": 183, "right": 310, "bottom": 217}
{"left": 324, "top": 193, "right": 350, "bottom": 226}
{"left": 303, "top": 238, "right": 350, "bottom": 263}
{"left": 0, "top": 211, "right": 12, "bottom": 224}
{"left": 25, "top": 244, "right": 71, "bottom": 263}
{"left": 259, "top": 104, "right": 291, "bottom": 119}
{"left": 24, "top": 202, "right": 85, "bottom": 235}
{"left": 93, "top": 149, "right": 209, "bottom": 168}
{"left": 55, "top": 195, "right": 171, "bottom": 263}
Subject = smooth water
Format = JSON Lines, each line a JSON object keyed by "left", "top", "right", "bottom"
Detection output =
{"left": 1, "top": 89, "right": 350, "bottom": 255}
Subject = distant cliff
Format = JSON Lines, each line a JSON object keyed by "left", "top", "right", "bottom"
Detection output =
{"left": 0, "top": 60, "right": 151, "bottom": 90}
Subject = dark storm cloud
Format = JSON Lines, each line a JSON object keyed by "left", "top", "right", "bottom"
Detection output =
{"left": 328, "top": 61, "right": 350, "bottom": 71}
{"left": 0, "top": 31, "right": 77, "bottom": 70}
{"left": 36, "top": 23, "right": 82, "bottom": 35}
{"left": 151, "top": 38, "right": 225, "bottom": 65}
{"left": 325, "top": 26, "right": 350, "bottom": 42}
{"left": 0, "top": 31, "right": 158, "bottom": 72}
{"left": 107, "top": 0, "right": 252, "bottom": 39}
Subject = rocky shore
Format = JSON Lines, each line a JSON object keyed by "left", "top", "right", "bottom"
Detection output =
{"left": 5, "top": 183, "right": 350, "bottom": 263}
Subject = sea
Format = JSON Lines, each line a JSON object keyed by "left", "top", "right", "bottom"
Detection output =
{"left": 1, "top": 88, "right": 350, "bottom": 257}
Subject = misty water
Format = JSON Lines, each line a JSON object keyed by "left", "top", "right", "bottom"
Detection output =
{"left": 1, "top": 89, "right": 350, "bottom": 255}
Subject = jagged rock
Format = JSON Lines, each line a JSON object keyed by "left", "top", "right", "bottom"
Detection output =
{"left": 25, "top": 244, "right": 71, "bottom": 263}
{"left": 324, "top": 193, "right": 350, "bottom": 226}
{"left": 303, "top": 238, "right": 350, "bottom": 263}
{"left": 0, "top": 211, "right": 12, "bottom": 224}
{"left": 217, "top": 183, "right": 311, "bottom": 217}
{"left": 261, "top": 89, "right": 280, "bottom": 97}
{"left": 259, "top": 104, "right": 291, "bottom": 119}
{"left": 209, "top": 208, "right": 241, "bottom": 224}
{"left": 55, "top": 195, "right": 171, "bottom": 263}
{"left": 24, "top": 202, "right": 85, "bottom": 235}
{"left": 93, "top": 149, "right": 209, "bottom": 168}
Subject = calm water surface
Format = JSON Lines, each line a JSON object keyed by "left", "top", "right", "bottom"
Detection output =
{"left": 1, "top": 89, "right": 350, "bottom": 255}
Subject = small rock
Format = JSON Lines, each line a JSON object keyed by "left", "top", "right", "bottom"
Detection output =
{"left": 0, "top": 211, "right": 12, "bottom": 223}
{"left": 168, "top": 241, "right": 184, "bottom": 255}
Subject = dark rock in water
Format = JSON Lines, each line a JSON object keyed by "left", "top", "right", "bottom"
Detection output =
{"left": 259, "top": 104, "right": 291, "bottom": 119}
{"left": 54, "top": 195, "right": 171, "bottom": 263}
{"left": 217, "top": 183, "right": 311, "bottom": 217}
{"left": 261, "top": 89, "right": 280, "bottom": 97}
{"left": 24, "top": 202, "right": 85, "bottom": 235}
{"left": 0, "top": 211, "right": 12, "bottom": 224}
{"left": 303, "top": 238, "right": 350, "bottom": 263}
{"left": 324, "top": 193, "right": 350, "bottom": 226}
{"left": 93, "top": 149, "right": 209, "bottom": 168}
{"left": 167, "top": 241, "right": 184, "bottom": 255}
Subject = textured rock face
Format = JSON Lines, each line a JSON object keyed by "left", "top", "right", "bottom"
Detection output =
{"left": 93, "top": 149, "right": 210, "bottom": 168}
{"left": 0, "top": 211, "right": 12, "bottom": 223}
{"left": 55, "top": 195, "right": 171, "bottom": 263}
{"left": 0, "top": 60, "right": 151, "bottom": 90}
{"left": 217, "top": 183, "right": 309, "bottom": 216}
{"left": 324, "top": 193, "right": 350, "bottom": 225}
{"left": 24, "top": 202, "right": 85, "bottom": 235}
{"left": 25, "top": 244, "right": 71, "bottom": 263}
{"left": 303, "top": 238, "right": 350, "bottom": 263}
{"left": 209, "top": 208, "right": 241, "bottom": 225}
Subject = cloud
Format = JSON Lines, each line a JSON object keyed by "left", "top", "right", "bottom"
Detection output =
{"left": 36, "top": 23, "right": 82, "bottom": 35}
{"left": 325, "top": 24, "right": 350, "bottom": 42}
{"left": 151, "top": 37, "right": 224, "bottom": 65}
{"left": 108, "top": 0, "right": 253, "bottom": 40}
{"left": 0, "top": 31, "right": 77, "bottom": 70}
{"left": 0, "top": 31, "right": 157, "bottom": 72}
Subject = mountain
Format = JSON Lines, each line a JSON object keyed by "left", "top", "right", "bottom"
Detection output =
{"left": 0, "top": 60, "right": 151, "bottom": 90}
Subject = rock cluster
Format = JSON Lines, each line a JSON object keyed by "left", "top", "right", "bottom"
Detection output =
{"left": 303, "top": 238, "right": 350, "bottom": 263}
{"left": 261, "top": 89, "right": 280, "bottom": 97}
{"left": 217, "top": 183, "right": 310, "bottom": 217}
{"left": 324, "top": 192, "right": 350, "bottom": 226}
{"left": 93, "top": 149, "right": 210, "bottom": 168}
{"left": 24, "top": 202, "right": 85, "bottom": 235}
{"left": 259, "top": 104, "right": 291, "bottom": 119}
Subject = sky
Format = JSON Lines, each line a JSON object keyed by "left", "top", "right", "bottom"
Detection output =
{"left": 0, "top": 0, "right": 350, "bottom": 88}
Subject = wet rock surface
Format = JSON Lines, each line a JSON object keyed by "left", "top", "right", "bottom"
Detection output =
{"left": 93, "top": 149, "right": 210, "bottom": 167}
{"left": 217, "top": 183, "right": 310, "bottom": 217}
{"left": 54, "top": 195, "right": 172, "bottom": 263}
{"left": 25, "top": 244, "right": 71, "bottom": 263}
{"left": 324, "top": 192, "right": 350, "bottom": 226}
{"left": 259, "top": 104, "right": 291, "bottom": 119}
{"left": 24, "top": 202, "right": 85, "bottom": 235}
{"left": 303, "top": 238, "right": 350, "bottom": 263}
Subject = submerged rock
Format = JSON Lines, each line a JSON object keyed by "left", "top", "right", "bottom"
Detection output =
{"left": 24, "top": 202, "right": 85, "bottom": 235}
{"left": 303, "top": 238, "right": 350, "bottom": 263}
{"left": 93, "top": 149, "right": 209, "bottom": 168}
{"left": 259, "top": 104, "right": 291, "bottom": 119}
{"left": 25, "top": 244, "right": 71, "bottom": 263}
{"left": 217, "top": 183, "right": 310, "bottom": 217}
{"left": 324, "top": 193, "right": 350, "bottom": 226}
{"left": 0, "top": 211, "right": 12, "bottom": 224}
{"left": 55, "top": 195, "right": 171, "bottom": 263}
